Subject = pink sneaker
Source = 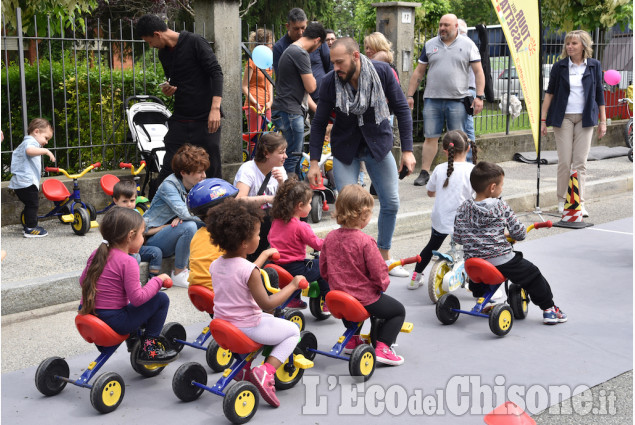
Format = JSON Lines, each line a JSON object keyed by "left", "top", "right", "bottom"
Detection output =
{"left": 287, "top": 298, "right": 307, "bottom": 309}
{"left": 233, "top": 361, "right": 252, "bottom": 382}
{"left": 248, "top": 364, "right": 280, "bottom": 407}
{"left": 321, "top": 301, "right": 329, "bottom": 314}
{"left": 343, "top": 335, "right": 364, "bottom": 355}
{"left": 375, "top": 342, "right": 404, "bottom": 366}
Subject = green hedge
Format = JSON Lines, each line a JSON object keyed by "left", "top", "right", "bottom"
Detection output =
{"left": 1, "top": 52, "right": 167, "bottom": 181}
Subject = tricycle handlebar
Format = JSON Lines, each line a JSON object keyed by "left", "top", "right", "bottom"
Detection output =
{"left": 533, "top": 220, "right": 553, "bottom": 229}
{"left": 45, "top": 162, "right": 99, "bottom": 179}
{"left": 400, "top": 256, "right": 422, "bottom": 266}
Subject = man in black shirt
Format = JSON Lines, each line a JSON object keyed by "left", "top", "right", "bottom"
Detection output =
{"left": 137, "top": 14, "right": 223, "bottom": 185}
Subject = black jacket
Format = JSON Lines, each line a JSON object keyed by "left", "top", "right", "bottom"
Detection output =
{"left": 159, "top": 31, "right": 224, "bottom": 121}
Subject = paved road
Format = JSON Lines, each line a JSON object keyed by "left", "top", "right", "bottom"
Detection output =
{"left": 1, "top": 190, "right": 632, "bottom": 424}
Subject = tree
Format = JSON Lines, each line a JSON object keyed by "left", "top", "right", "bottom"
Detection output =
{"left": 240, "top": 0, "right": 338, "bottom": 35}
{"left": 449, "top": 0, "right": 499, "bottom": 27}
{"left": 1, "top": 0, "right": 98, "bottom": 34}
{"left": 540, "top": 0, "right": 633, "bottom": 32}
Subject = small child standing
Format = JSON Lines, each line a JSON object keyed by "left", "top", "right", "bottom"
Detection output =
{"left": 320, "top": 185, "right": 406, "bottom": 366}
{"left": 8, "top": 118, "right": 55, "bottom": 237}
{"left": 207, "top": 198, "right": 303, "bottom": 408}
{"left": 79, "top": 207, "right": 178, "bottom": 364}
{"left": 112, "top": 180, "right": 163, "bottom": 279}
{"left": 268, "top": 177, "right": 330, "bottom": 310}
{"left": 409, "top": 130, "right": 476, "bottom": 289}
{"left": 453, "top": 162, "right": 567, "bottom": 325}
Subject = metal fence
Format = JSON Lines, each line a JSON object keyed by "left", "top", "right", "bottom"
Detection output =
{"left": 3, "top": 11, "right": 633, "bottom": 181}
{"left": 1, "top": 9, "right": 207, "bottom": 180}
{"left": 410, "top": 24, "right": 633, "bottom": 141}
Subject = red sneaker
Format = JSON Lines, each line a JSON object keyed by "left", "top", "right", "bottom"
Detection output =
{"left": 375, "top": 342, "right": 404, "bottom": 366}
{"left": 248, "top": 364, "right": 280, "bottom": 407}
{"left": 233, "top": 361, "right": 252, "bottom": 382}
{"left": 287, "top": 298, "right": 307, "bottom": 309}
{"left": 343, "top": 335, "right": 364, "bottom": 355}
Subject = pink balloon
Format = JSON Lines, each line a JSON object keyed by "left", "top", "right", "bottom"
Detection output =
{"left": 604, "top": 69, "right": 621, "bottom": 86}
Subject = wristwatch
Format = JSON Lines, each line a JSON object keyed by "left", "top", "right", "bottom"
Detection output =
{"left": 475, "top": 94, "right": 485, "bottom": 100}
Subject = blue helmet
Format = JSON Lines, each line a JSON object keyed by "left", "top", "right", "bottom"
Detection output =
{"left": 187, "top": 178, "right": 238, "bottom": 218}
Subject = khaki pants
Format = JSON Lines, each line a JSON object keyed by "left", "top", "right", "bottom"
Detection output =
{"left": 552, "top": 113, "right": 594, "bottom": 202}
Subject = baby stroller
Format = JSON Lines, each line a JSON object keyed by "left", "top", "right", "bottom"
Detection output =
{"left": 124, "top": 95, "right": 171, "bottom": 198}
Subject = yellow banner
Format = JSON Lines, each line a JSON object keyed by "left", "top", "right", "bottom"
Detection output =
{"left": 491, "top": 0, "right": 541, "bottom": 152}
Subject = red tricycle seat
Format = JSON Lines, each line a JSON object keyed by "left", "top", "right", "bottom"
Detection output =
{"left": 264, "top": 264, "right": 293, "bottom": 288}
{"left": 100, "top": 174, "right": 120, "bottom": 196}
{"left": 188, "top": 285, "right": 215, "bottom": 314}
{"left": 42, "top": 179, "right": 70, "bottom": 202}
{"left": 325, "top": 290, "right": 370, "bottom": 323}
{"left": 75, "top": 314, "right": 129, "bottom": 347}
{"left": 464, "top": 258, "right": 506, "bottom": 285}
{"left": 209, "top": 319, "right": 262, "bottom": 354}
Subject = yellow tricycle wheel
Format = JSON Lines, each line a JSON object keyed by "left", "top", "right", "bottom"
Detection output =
{"left": 224, "top": 381, "right": 259, "bottom": 424}
{"left": 489, "top": 304, "right": 513, "bottom": 337}
{"left": 90, "top": 372, "right": 125, "bottom": 413}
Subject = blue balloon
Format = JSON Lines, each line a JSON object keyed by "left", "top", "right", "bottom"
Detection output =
{"left": 252, "top": 45, "right": 273, "bottom": 69}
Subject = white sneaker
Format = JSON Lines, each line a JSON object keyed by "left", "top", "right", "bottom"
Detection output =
{"left": 408, "top": 272, "right": 424, "bottom": 290}
{"left": 558, "top": 200, "right": 565, "bottom": 213}
{"left": 580, "top": 202, "right": 589, "bottom": 217}
{"left": 386, "top": 259, "right": 409, "bottom": 278}
{"left": 171, "top": 269, "right": 190, "bottom": 288}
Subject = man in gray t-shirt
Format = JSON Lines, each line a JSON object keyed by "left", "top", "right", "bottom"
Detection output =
{"left": 406, "top": 14, "right": 485, "bottom": 186}
{"left": 271, "top": 22, "right": 325, "bottom": 175}
{"left": 272, "top": 45, "right": 312, "bottom": 116}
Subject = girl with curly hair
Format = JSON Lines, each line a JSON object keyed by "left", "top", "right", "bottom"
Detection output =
{"left": 206, "top": 198, "right": 303, "bottom": 408}
{"left": 268, "top": 177, "right": 330, "bottom": 311}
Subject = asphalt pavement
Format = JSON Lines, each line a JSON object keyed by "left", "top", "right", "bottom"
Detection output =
{"left": 0, "top": 156, "right": 633, "bottom": 424}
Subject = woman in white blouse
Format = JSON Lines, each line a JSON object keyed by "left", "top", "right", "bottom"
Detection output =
{"left": 540, "top": 30, "right": 607, "bottom": 217}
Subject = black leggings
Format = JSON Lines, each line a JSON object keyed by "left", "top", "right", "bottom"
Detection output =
{"left": 414, "top": 227, "right": 449, "bottom": 274}
{"left": 247, "top": 214, "right": 272, "bottom": 263}
{"left": 347, "top": 293, "right": 405, "bottom": 346}
{"left": 14, "top": 185, "right": 39, "bottom": 228}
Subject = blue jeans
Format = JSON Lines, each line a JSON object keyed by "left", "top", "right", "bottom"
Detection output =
{"left": 96, "top": 291, "right": 169, "bottom": 337}
{"left": 464, "top": 88, "right": 476, "bottom": 162}
{"left": 132, "top": 245, "right": 163, "bottom": 276}
{"left": 271, "top": 110, "right": 305, "bottom": 175}
{"left": 333, "top": 146, "right": 399, "bottom": 251}
{"left": 423, "top": 98, "right": 467, "bottom": 138}
{"left": 145, "top": 220, "right": 201, "bottom": 270}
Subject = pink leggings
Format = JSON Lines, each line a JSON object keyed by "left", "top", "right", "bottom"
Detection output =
{"left": 239, "top": 313, "right": 299, "bottom": 363}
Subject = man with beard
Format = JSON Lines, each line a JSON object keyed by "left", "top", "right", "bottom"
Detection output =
{"left": 406, "top": 14, "right": 485, "bottom": 186}
{"left": 307, "top": 37, "right": 416, "bottom": 277}
{"left": 272, "top": 22, "right": 326, "bottom": 175}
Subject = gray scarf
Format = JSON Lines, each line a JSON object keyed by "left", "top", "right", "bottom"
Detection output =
{"left": 334, "top": 54, "right": 390, "bottom": 126}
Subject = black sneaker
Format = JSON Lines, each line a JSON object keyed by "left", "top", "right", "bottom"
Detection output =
{"left": 413, "top": 170, "right": 430, "bottom": 186}
{"left": 125, "top": 335, "right": 140, "bottom": 352}
{"left": 23, "top": 226, "right": 48, "bottom": 238}
{"left": 137, "top": 335, "right": 179, "bottom": 364}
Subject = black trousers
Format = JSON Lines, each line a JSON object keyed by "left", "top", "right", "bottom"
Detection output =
{"left": 414, "top": 227, "right": 449, "bottom": 274}
{"left": 469, "top": 251, "right": 554, "bottom": 310}
{"left": 14, "top": 185, "right": 39, "bottom": 228}
{"left": 247, "top": 214, "right": 272, "bottom": 263}
{"left": 346, "top": 293, "right": 406, "bottom": 346}
{"left": 157, "top": 120, "right": 222, "bottom": 186}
